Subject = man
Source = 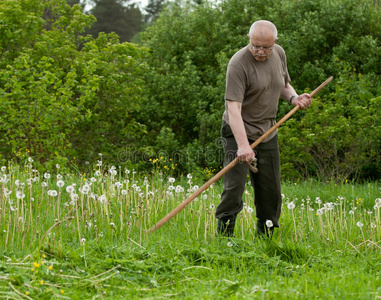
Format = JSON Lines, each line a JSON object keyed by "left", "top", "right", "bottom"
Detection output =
{"left": 215, "top": 20, "right": 311, "bottom": 237}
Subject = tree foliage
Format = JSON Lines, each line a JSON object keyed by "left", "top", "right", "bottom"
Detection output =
{"left": 144, "top": 0, "right": 166, "bottom": 23}
{"left": 0, "top": 0, "right": 380, "bottom": 181}
{"left": 87, "top": 0, "right": 143, "bottom": 42}
{"left": 140, "top": 0, "right": 381, "bottom": 180}
{"left": 0, "top": 0, "right": 147, "bottom": 170}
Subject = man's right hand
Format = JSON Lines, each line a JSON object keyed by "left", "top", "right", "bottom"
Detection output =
{"left": 237, "top": 144, "right": 255, "bottom": 162}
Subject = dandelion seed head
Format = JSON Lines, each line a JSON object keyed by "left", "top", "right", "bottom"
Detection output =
{"left": 316, "top": 208, "right": 324, "bottom": 215}
{"left": 44, "top": 173, "right": 50, "bottom": 179}
{"left": 70, "top": 193, "right": 79, "bottom": 201}
{"left": 57, "top": 180, "right": 64, "bottom": 188}
{"left": 287, "top": 202, "right": 296, "bottom": 210}
{"left": 175, "top": 185, "right": 184, "bottom": 193}
{"left": 3, "top": 188, "right": 11, "bottom": 198}
{"left": 81, "top": 184, "right": 91, "bottom": 194}
{"left": 48, "top": 190, "right": 58, "bottom": 197}
{"left": 324, "top": 202, "right": 334, "bottom": 211}
{"left": 265, "top": 220, "right": 273, "bottom": 228}
{"left": 227, "top": 242, "right": 233, "bottom": 247}
{"left": 356, "top": 221, "right": 364, "bottom": 228}
{"left": 247, "top": 207, "right": 254, "bottom": 214}
{"left": 16, "top": 191, "right": 25, "bottom": 199}
{"left": 98, "top": 195, "right": 107, "bottom": 204}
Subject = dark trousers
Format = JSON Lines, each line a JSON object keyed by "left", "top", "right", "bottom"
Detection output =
{"left": 215, "top": 122, "right": 282, "bottom": 229}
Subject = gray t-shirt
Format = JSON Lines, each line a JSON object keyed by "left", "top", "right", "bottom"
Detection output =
{"left": 222, "top": 44, "right": 291, "bottom": 142}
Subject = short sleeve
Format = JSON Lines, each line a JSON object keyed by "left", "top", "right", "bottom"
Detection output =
{"left": 225, "top": 64, "right": 246, "bottom": 102}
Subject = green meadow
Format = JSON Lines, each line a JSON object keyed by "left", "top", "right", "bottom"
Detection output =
{"left": 0, "top": 157, "right": 380, "bottom": 299}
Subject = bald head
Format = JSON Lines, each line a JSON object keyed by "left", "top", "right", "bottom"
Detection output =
{"left": 248, "top": 20, "right": 278, "bottom": 42}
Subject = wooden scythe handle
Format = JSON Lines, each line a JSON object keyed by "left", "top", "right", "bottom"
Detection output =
{"left": 148, "top": 76, "right": 333, "bottom": 233}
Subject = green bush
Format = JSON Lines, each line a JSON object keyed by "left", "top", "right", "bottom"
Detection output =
{"left": 0, "top": 0, "right": 380, "bottom": 181}
{"left": 139, "top": 0, "right": 381, "bottom": 180}
{"left": 0, "top": 0, "right": 147, "bottom": 171}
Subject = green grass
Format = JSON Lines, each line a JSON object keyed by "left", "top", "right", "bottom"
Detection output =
{"left": 0, "top": 161, "right": 380, "bottom": 299}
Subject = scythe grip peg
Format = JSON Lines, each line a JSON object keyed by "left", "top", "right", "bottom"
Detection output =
{"left": 245, "top": 158, "right": 258, "bottom": 173}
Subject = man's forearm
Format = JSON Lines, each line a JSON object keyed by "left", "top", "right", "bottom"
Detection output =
{"left": 227, "top": 101, "right": 250, "bottom": 148}
{"left": 280, "top": 82, "right": 298, "bottom": 104}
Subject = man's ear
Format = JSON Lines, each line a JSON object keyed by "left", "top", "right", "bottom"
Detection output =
{"left": 247, "top": 34, "right": 251, "bottom": 41}
{"left": 275, "top": 37, "right": 279, "bottom": 43}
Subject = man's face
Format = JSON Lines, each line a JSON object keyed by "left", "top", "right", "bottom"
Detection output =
{"left": 248, "top": 30, "right": 277, "bottom": 61}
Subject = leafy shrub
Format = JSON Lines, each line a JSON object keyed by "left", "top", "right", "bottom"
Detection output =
{"left": 0, "top": 0, "right": 147, "bottom": 170}
{"left": 139, "top": 0, "right": 381, "bottom": 180}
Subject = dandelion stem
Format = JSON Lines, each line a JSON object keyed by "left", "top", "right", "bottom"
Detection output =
{"left": 8, "top": 282, "right": 33, "bottom": 300}
{"left": 40, "top": 216, "right": 75, "bottom": 244}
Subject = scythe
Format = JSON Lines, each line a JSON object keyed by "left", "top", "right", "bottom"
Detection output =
{"left": 149, "top": 76, "right": 333, "bottom": 233}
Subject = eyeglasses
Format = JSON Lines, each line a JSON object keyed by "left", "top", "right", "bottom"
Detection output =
{"left": 250, "top": 45, "right": 273, "bottom": 52}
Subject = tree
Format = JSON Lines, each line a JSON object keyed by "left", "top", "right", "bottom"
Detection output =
{"left": 67, "top": 0, "right": 80, "bottom": 5}
{"left": 139, "top": 0, "right": 381, "bottom": 180}
{"left": 0, "top": 0, "right": 147, "bottom": 170}
{"left": 144, "top": 0, "right": 165, "bottom": 23}
{"left": 88, "top": 0, "right": 143, "bottom": 42}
